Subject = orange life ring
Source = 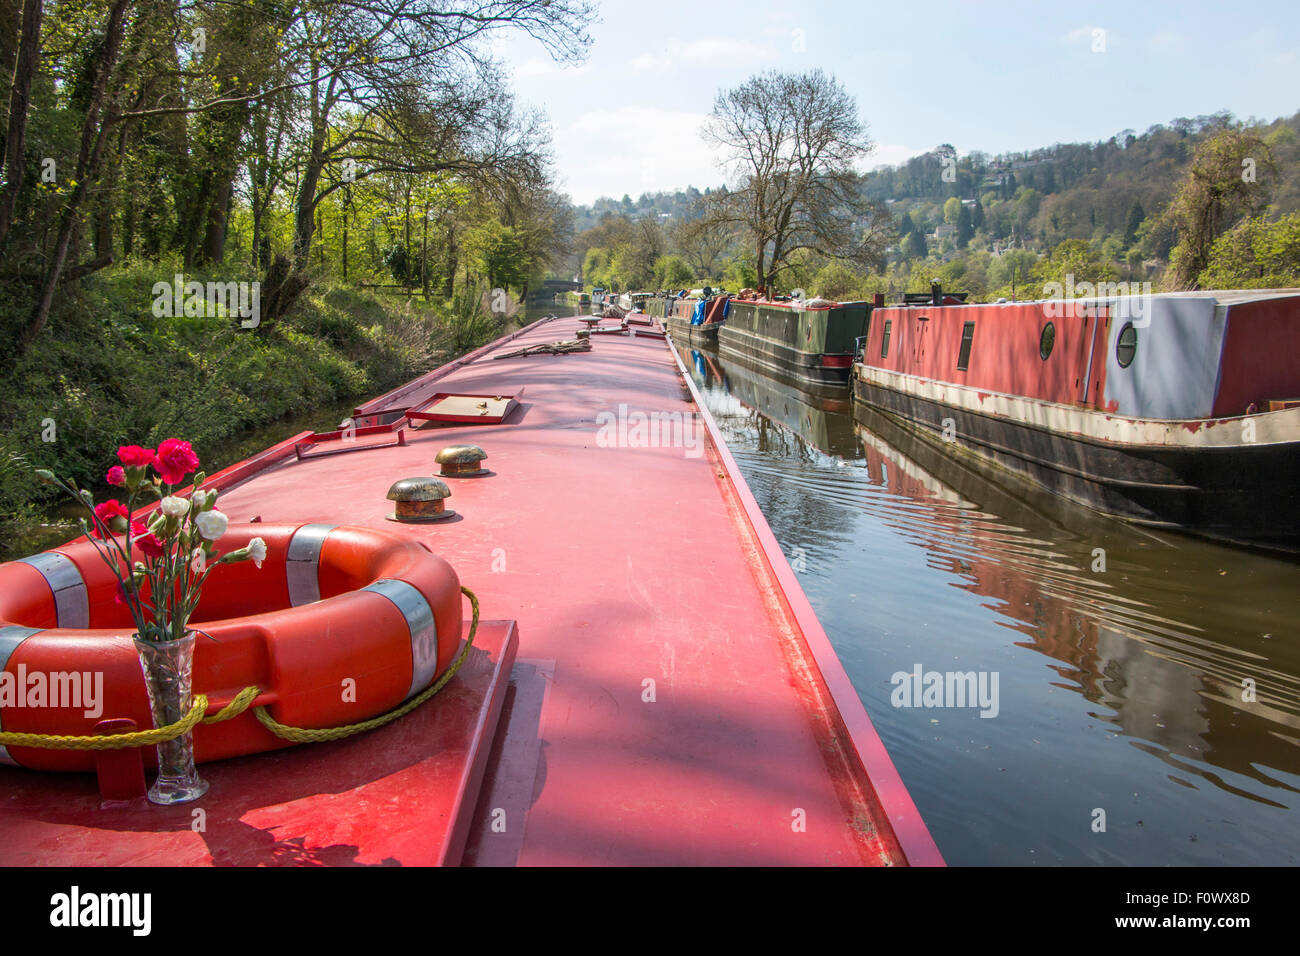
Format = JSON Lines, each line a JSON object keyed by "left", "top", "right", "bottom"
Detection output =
{"left": 0, "top": 523, "right": 462, "bottom": 772}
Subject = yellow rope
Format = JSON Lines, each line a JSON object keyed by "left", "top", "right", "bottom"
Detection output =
{"left": 0, "top": 586, "right": 480, "bottom": 751}
{"left": 254, "top": 585, "right": 479, "bottom": 742}
{"left": 0, "top": 696, "right": 210, "bottom": 751}
{"left": 203, "top": 684, "right": 261, "bottom": 724}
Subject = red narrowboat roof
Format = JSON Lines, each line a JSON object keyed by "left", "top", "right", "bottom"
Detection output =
{"left": 0, "top": 316, "right": 942, "bottom": 867}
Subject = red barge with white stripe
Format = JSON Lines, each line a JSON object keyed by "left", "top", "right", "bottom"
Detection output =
{"left": 0, "top": 314, "right": 941, "bottom": 867}
{"left": 851, "top": 289, "right": 1300, "bottom": 553}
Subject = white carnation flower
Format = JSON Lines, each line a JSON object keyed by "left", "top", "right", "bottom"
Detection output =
{"left": 195, "top": 509, "right": 228, "bottom": 541}
{"left": 160, "top": 496, "right": 190, "bottom": 518}
{"left": 247, "top": 537, "right": 267, "bottom": 569}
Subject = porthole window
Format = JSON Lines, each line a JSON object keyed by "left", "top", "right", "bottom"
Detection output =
{"left": 1116, "top": 322, "right": 1137, "bottom": 368}
{"left": 1039, "top": 322, "right": 1055, "bottom": 360}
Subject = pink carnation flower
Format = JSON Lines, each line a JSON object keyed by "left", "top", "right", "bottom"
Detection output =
{"left": 91, "top": 500, "right": 129, "bottom": 538}
{"left": 117, "top": 445, "right": 156, "bottom": 468}
{"left": 154, "top": 439, "right": 200, "bottom": 485}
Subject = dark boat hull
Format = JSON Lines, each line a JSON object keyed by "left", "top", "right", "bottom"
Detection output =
{"left": 852, "top": 375, "right": 1300, "bottom": 554}
{"left": 666, "top": 315, "right": 721, "bottom": 345}
{"left": 718, "top": 327, "right": 852, "bottom": 387}
{"left": 718, "top": 299, "right": 868, "bottom": 390}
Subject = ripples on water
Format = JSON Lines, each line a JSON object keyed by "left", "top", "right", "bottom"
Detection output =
{"left": 681, "top": 344, "right": 1300, "bottom": 866}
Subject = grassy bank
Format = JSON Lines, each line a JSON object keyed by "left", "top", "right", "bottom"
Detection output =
{"left": 0, "top": 260, "right": 501, "bottom": 533}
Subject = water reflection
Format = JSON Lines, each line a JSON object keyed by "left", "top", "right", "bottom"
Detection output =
{"left": 681, "top": 344, "right": 1300, "bottom": 865}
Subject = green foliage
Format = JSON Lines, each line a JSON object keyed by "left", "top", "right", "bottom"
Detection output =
{"left": 811, "top": 261, "right": 870, "bottom": 300}
{"left": 943, "top": 197, "right": 962, "bottom": 224}
{"left": 444, "top": 284, "right": 505, "bottom": 353}
{"left": 582, "top": 247, "right": 614, "bottom": 290}
{"left": 1124, "top": 200, "right": 1146, "bottom": 246}
{"left": 1198, "top": 213, "right": 1300, "bottom": 288}
{"left": 467, "top": 220, "right": 532, "bottom": 293}
{"left": 903, "top": 230, "right": 928, "bottom": 261}
{"left": 653, "top": 254, "right": 694, "bottom": 289}
{"left": 0, "top": 264, "right": 457, "bottom": 528}
{"left": 608, "top": 246, "right": 654, "bottom": 291}
{"left": 0, "top": 436, "right": 41, "bottom": 530}
{"left": 722, "top": 257, "right": 758, "bottom": 290}
{"left": 986, "top": 249, "right": 1041, "bottom": 295}
{"left": 956, "top": 204, "right": 974, "bottom": 246}
{"left": 1030, "top": 239, "right": 1118, "bottom": 289}
{"left": 1166, "top": 127, "right": 1277, "bottom": 288}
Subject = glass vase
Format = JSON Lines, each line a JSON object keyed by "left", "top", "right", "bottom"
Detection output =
{"left": 134, "top": 631, "right": 209, "bottom": 804}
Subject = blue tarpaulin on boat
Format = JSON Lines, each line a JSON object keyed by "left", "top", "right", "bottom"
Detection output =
{"left": 691, "top": 300, "right": 707, "bottom": 325}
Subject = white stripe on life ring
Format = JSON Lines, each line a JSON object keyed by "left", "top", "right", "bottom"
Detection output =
{"left": 0, "top": 625, "right": 44, "bottom": 766}
{"left": 361, "top": 579, "right": 439, "bottom": 701}
{"left": 285, "top": 524, "right": 337, "bottom": 607}
{"left": 15, "top": 553, "right": 88, "bottom": 628}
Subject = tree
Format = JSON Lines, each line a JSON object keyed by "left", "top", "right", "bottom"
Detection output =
{"left": 673, "top": 209, "right": 736, "bottom": 279}
{"left": 653, "top": 254, "right": 693, "bottom": 289}
{"left": 279, "top": 0, "right": 584, "bottom": 272}
{"left": 987, "top": 249, "right": 1038, "bottom": 295}
{"left": 943, "top": 197, "right": 962, "bottom": 224}
{"left": 0, "top": 0, "right": 43, "bottom": 251}
{"left": 1197, "top": 213, "right": 1300, "bottom": 288}
{"left": 700, "top": 69, "right": 891, "bottom": 292}
{"left": 1123, "top": 200, "right": 1145, "bottom": 246}
{"left": 3, "top": 0, "right": 596, "bottom": 344}
{"left": 812, "top": 260, "right": 868, "bottom": 300}
{"left": 903, "top": 230, "right": 928, "bottom": 261}
{"left": 582, "top": 247, "right": 613, "bottom": 289}
{"left": 466, "top": 219, "right": 530, "bottom": 293}
{"left": 898, "top": 211, "right": 916, "bottom": 235}
{"left": 1030, "top": 239, "right": 1117, "bottom": 289}
{"left": 1166, "top": 127, "right": 1275, "bottom": 288}
{"left": 956, "top": 204, "right": 973, "bottom": 247}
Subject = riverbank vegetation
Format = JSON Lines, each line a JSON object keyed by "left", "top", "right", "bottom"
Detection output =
{"left": 573, "top": 109, "right": 1300, "bottom": 301}
{"left": 0, "top": 0, "right": 594, "bottom": 529}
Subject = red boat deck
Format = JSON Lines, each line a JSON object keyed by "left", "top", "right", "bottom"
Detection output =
{"left": 0, "top": 315, "right": 941, "bottom": 866}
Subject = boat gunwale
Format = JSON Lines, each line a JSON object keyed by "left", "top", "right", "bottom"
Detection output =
{"left": 667, "top": 341, "right": 946, "bottom": 867}
{"left": 853, "top": 361, "right": 1300, "bottom": 448}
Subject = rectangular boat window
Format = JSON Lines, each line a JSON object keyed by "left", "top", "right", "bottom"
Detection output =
{"left": 881, "top": 320, "right": 892, "bottom": 358}
{"left": 957, "top": 321, "right": 975, "bottom": 371}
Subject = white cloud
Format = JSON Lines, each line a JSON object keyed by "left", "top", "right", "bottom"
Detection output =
{"left": 630, "top": 53, "right": 673, "bottom": 73}
{"left": 558, "top": 107, "right": 717, "bottom": 205}
{"left": 680, "top": 37, "right": 774, "bottom": 60}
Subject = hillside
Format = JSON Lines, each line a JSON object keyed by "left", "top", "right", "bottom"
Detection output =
{"left": 569, "top": 110, "right": 1300, "bottom": 300}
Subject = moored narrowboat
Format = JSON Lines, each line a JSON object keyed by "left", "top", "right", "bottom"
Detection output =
{"left": 850, "top": 289, "right": 1300, "bottom": 552}
{"left": 720, "top": 297, "right": 871, "bottom": 387}
{"left": 618, "top": 291, "right": 653, "bottom": 312}
{"left": 659, "top": 292, "right": 728, "bottom": 345}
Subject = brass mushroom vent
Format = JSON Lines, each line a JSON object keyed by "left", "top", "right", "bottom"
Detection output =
{"left": 386, "top": 476, "right": 456, "bottom": 523}
{"left": 436, "top": 444, "right": 489, "bottom": 478}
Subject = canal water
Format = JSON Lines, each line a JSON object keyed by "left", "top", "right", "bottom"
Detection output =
{"left": 677, "top": 342, "right": 1300, "bottom": 866}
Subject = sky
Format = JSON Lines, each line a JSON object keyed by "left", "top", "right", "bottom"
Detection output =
{"left": 491, "top": 0, "right": 1300, "bottom": 206}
